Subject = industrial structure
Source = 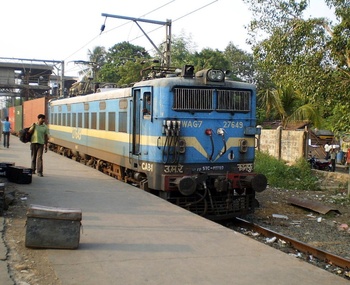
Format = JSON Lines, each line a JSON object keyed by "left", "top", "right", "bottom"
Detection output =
{"left": 0, "top": 57, "right": 76, "bottom": 110}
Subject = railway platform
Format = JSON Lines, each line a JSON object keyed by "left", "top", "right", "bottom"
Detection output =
{"left": 0, "top": 136, "right": 349, "bottom": 285}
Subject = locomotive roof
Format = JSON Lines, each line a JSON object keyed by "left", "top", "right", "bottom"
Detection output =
{"left": 50, "top": 87, "right": 132, "bottom": 105}
{"left": 50, "top": 75, "right": 255, "bottom": 106}
{"left": 133, "top": 75, "right": 256, "bottom": 90}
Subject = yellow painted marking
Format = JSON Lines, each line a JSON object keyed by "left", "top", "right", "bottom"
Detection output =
{"left": 49, "top": 125, "right": 254, "bottom": 159}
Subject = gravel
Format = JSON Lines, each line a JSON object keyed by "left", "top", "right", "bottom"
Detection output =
{"left": 233, "top": 184, "right": 350, "bottom": 280}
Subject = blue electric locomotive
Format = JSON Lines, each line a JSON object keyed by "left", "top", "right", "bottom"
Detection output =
{"left": 48, "top": 65, "right": 267, "bottom": 219}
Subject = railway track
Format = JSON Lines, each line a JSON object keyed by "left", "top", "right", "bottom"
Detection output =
{"left": 227, "top": 218, "right": 350, "bottom": 280}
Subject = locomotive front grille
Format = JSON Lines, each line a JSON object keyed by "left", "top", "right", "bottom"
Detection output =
{"left": 173, "top": 88, "right": 213, "bottom": 111}
{"left": 217, "top": 90, "right": 250, "bottom": 112}
{"left": 173, "top": 88, "right": 251, "bottom": 112}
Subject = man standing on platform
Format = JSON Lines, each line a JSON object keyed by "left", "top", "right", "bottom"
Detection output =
{"left": 29, "top": 114, "right": 49, "bottom": 177}
{"left": 1, "top": 116, "right": 11, "bottom": 148}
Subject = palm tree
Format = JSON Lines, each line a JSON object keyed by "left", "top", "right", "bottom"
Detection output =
{"left": 78, "top": 46, "right": 107, "bottom": 80}
{"left": 88, "top": 46, "right": 106, "bottom": 78}
{"left": 259, "top": 84, "right": 322, "bottom": 129}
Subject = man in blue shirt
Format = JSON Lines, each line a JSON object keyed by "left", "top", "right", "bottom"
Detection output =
{"left": 2, "top": 116, "right": 11, "bottom": 148}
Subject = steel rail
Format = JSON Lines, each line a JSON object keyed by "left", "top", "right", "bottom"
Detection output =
{"left": 234, "top": 218, "right": 350, "bottom": 270}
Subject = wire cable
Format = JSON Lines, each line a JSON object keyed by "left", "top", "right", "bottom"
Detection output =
{"left": 64, "top": 0, "right": 176, "bottom": 62}
{"left": 128, "top": 0, "right": 218, "bottom": 44}
{"left": 103, "top": 0, "right": 176, "bottom": 35}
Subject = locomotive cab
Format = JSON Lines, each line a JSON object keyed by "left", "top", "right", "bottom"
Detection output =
{"left": 130, "top": 65, "right": 267, "bottom": 219}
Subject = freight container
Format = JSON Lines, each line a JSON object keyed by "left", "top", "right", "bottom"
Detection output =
{"left": 14, "top": 105, "right": 23, "bottom": 134}
{"left": 23, "top": 97, "right": 49, "bottom": 127}
{"left": 8, "top": 106, "right": 17, "bottom": 134}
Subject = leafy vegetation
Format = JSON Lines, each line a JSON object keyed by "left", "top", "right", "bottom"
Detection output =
{"left": 97, "top": 42, "right": 152, "bottom": 85}
{"left": 243, "top": 0, "right": 350, "bottom": 135}
{"left": 258, "top": 84, "right": 322, "bottom": 128}
{"left": 254, "top": 151, "right": 319, "bottom": 190}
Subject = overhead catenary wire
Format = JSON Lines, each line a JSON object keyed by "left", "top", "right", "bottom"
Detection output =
{"left": 64, "top": 0, "right": 176, "bottom": 63}
{"left": 64, "top": 0, "right": 218, "bottom": 65}
{"left": 130, "top": 0, "right": 218, "bottom": 55}
{"left": 122, "top": 0, "right": 218, "bottom": 52}
{"left": 103, "top": 0, "right": 176, "bottom": 35}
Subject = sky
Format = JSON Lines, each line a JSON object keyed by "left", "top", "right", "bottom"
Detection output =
{"left": 0, "top": 0, "right": 335, "bottom": 77}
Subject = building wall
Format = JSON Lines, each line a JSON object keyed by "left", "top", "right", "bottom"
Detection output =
{"left": 281, "top": 129, "right": 306, "bottom": 163}
{"left": 258, "top": 128, "right": 307, "bottom": 164}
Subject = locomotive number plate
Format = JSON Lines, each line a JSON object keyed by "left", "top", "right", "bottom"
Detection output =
{"left": 223, "top": 121, "right": 243, "bottom": 128}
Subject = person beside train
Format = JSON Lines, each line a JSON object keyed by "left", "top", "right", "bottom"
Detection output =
{"left": 324, "top": 142, "right": 331, "bottom": 159}
{"left": 1, "top": 116, "right": 11, "bottom": 148}
{"left": 330, "top": 147, "right": 337, "bottom": 172}
{"left": 29, "top": 114, "right": 50, "bottom": 177}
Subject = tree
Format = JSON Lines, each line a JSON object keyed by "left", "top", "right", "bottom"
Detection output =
{"left": 324, "top": 0, "right": 350, "bottom": 135}
{"left": 243, "top": 0, "right": 350, "bottom": 133}
{"left": 117, "top": 59, "right": 152, "bottom": 86}
{"left": 77, "top": 46, "right": 107, "bottom": 81}
{"left": 169, "top": 32, "right": 196, "bottom": 68}
{"left": 259, "top": 84, "right": 322, "bottom": 128}
{"left": 224, "top": 42, "right": 255, "bottom": 82}
{"left": 87, "top": 46, "right": 107, "bottom": 79}
{"left": 98, "top": 42, "right": 150, "bottom": 85}
{"left": 325, "top": 0, "right": 350, "bottom": 71}
{"left": 192, "top": 48, "right": 230, "bottom": 72}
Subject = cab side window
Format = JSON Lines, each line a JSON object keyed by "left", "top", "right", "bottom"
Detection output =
{"left": 143, "top": 92, "right": 152, "bottom": 116}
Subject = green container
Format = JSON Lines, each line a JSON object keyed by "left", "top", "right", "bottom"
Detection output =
{"left": 14, "top": 105, "right": 23, "bottom": 133}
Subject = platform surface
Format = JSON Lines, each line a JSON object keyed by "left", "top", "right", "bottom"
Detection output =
{"left": 1, "top": 137, "right": 349, "bottom": 285}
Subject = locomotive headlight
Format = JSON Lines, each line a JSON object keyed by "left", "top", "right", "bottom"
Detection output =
{"left": 240, "top": 139, "right": 248, "bottom": 153}
{"left": 217, "top": 128, "right": 225, "bottom": 136}
{"left": 195, "top": 68, "right": 225, "bottom": 84}
{"left": 207, "top": 69, "right": 224, "bottom": 82}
